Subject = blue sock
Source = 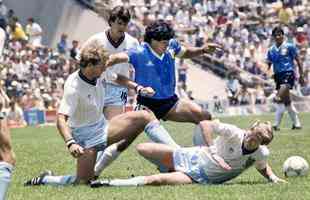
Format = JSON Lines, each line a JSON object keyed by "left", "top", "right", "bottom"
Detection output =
{"left": 144, "top": 121, "right": 180, "bottom": 148}
{"left": 0, "top": 162, "right": 14, "bottom": 200}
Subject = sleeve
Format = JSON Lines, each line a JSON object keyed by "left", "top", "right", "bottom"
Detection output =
{"left": 127, "top": 47, "right": 141, "bottom": 70}
{"left": 211, "top": 122, "right": 240, "bottom": 138}
{"left": 168, "top": 39, "right": 186, "bottom": 58}
{"left": 58, "top": 85, "right": 78, "bottom": 116}
{"left": 253, "top": 146, "right": 270, "bottom": 169}
{"left": 266, "top": 49, "right": 272, "bottom": 63}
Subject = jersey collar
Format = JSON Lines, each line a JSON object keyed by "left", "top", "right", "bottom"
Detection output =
{"left": 106, "top": 30, "right": 125, "bottom": 49}
{"left": 78, "top": 70, "right": 97, "bottom": 86}
{"left": 144, "top": 43, "right": 165, "bottom": 60}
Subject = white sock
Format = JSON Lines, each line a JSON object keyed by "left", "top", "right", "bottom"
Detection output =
{"left": 0, "top": 162, "right": 14, "bottom": 200}
{"left": 94, "top": 143, "right": 120, "bottom": 177}
{"left": 144, "top": 121, "right": 180, "bottom": 148}
{"left": 109, "top": 176, "right": 146, "bottom": 187}
{"left": 286, "top": 104, "right": 301, "bottom": 127}
{"left": 274, "top": 103, "right": 285, "bottom": 127}
{"left": 42, "top": 175, "right": 76, "bottom": 186}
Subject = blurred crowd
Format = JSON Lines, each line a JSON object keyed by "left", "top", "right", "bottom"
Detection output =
{"left": 1, "top": 0, "right": 310, "bottom": 126}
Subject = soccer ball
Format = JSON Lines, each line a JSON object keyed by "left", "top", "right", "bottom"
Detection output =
{"left": 283, "top": 156, "right": 309, "bottom": 177}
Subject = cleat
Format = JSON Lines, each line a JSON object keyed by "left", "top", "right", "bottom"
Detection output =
{"left": 292, "top": 125, "right": 302, "bottom": 130}
{"left": 272, "top": 126, "right": 280, "bottom": 131}
{"left": 24, "top": 170, "right": 54, "bottom": 186}
{"left": 90, "top": 179, "right": 110, "bottom": 188}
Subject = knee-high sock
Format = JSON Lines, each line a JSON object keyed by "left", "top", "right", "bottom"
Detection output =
{"left": 0, "top": 162, "right": 14, "bottom": 200}
{"left": 94, "top": 143, "right": 120, "bottom": 177}
{"left": 286, "top": 104, "right": 301, "bottom": 127}
{"left": 109, "top": 176, "right": 146, "bottom": 187}
{"left": 274, "top": 103, "right": 285, "bottom": 127}
{"left": 42, "top": 175, "right": 76, "bottom": 186}
{"left": 144, "top": 121, "right": 180, "bottom": 148}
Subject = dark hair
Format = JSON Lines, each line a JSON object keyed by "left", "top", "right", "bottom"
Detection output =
{"left": 28, "top": 18, "right": 34, "bottom": 23}
{"left": 108, "top": 6, "right": 131, "bottom": 26}
{"left": 272, "top": 26, "right": 284, "bottom": 37}
{"left": 144, "top": 20, "right": 175, "bottom": 43}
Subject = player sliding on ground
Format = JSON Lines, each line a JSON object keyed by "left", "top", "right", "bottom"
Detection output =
{"left": 91, "top": 120, "right": 286, "bottom": 187}
{"left": 24, "top": 42, "right": 170, "bottom": 186}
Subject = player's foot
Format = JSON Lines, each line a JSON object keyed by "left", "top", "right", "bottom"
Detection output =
{"left": 273, "top": 126, "right": 280, "bottom": 131}
{"left": 90, "top": 179, "right": 110, "bottom": 188}
{"left": 24, "top": 170, "right": 54, "bottom": 186}
{"left": 292, "top": 125, "right": 302, "bottom": 130}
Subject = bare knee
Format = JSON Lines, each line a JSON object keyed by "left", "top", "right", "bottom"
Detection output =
{"left": 192, "top": 108, "right": 212, "bottom": 123}
{"left": 0, "top": 149, "right": 16, "bottom": 166}
{"left": 136, "top": 110, "right": 155, "bottom": 124}
{"left": 136, "top": 143, "right": 152, "bottom": 156}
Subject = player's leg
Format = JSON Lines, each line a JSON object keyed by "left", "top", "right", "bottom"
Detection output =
{"left": 164, "top": 99, "right": 212, "bottom": 124}
{"left": 136, "top": 143, "right": 175, "bottom": 172}
{"left": 95, "top": 110, "right": 173, "bottom": 176}
{"left": 91, "top": 172, "right": 192, "bottom": 187}
{"left": 0, "top": 117, "right": 16, "bottom": 200}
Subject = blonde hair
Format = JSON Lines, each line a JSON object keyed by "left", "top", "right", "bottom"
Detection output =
{"left": 250, "top": 121, "right": 273, "bottom": 145}
{"left": 80, "top": 41, "right": 109, "bottom": 68}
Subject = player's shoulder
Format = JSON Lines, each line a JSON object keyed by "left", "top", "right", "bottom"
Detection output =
{"left": 64, "top": 71, "right": 79, "bottom": 90}
{"left": 124, "top": 32, "right": 139, "bottom": 43}
{"left": 255, "top": 145, "right": 270, "bottom": 157}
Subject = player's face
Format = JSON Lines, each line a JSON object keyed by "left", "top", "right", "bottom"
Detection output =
{"left": 110, "top": 19, "right": 128, "bottom": 34}
{"left": 273, "top": 33, "right": 284, "bottom": 45}
{"left": 244, "top": 132, "right": 261, "bottom": 150}
{"left": 152, "top": 40, "right": 169, "bottom": 55}
{"left": 91, "top": 63, "right": 106, "bottom": 78}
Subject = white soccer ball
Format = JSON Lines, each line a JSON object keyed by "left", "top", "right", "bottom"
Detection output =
{"left": 283, "top": 156, "right": 309, "bottom": 177}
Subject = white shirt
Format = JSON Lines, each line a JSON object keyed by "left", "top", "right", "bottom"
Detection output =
{"left": 58, "top": 71, "right": 106, "bottom": 128}
{"left": 195, "top": 122, "right": 269, "bottom": 183}
{"left": 26, "top": 22, "right": 42, "bottom": 47}
{"left": 82, "top": 32, "right": 139, "bottom": 83}
{"left": 0, "top": 27, "right": 5, "bottom": 61}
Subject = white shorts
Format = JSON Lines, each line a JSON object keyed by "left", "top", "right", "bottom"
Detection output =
{"left": 71, "top": 119, "right": 108, "bottom": 151}
{"left": 104, "top": 83, "right": 128, "bottom": 106}
{"left": 173, "top": 147, "right": 209, "bottom": 184}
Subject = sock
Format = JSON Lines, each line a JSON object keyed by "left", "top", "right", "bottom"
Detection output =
{"left": 144, "top": 121, "right": 180, "bottom": 148}
{"left": 109, "top": 176, "right": 146, "bottom": 187}
{"left": 94, "top": 143, "right": 120, "bottom": 177}
{"left": 274, "top": 103, "right": 285, "bottom": 127}
{"left": 42, "top": 175, "right": 76, "bottom": 186}
{"left": 0, "top": 162, "right": 14, "bottom": 200}
{"left": 286, "top": 104, "right": 301, "bottom": 127}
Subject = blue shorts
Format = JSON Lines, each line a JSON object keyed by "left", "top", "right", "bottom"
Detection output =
{"left": 136, "top": 94, "right": 179, "bottom": 120}
{"left": 173, "top": 147, "right": 209, "bottom": 184}
{"left": 71, "top": 119, "right": 108, "bottom": 151}
{"left": 104, "top": 83, "right": 128, "bottom": 106}
{"left": 274, "top": 71, "right": 295, "bottom": 90}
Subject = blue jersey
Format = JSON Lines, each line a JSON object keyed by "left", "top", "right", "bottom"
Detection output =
{"left": 128, "top": 39, "right": 182, "bottom": 99}
{"left": 267, "top": 41, "right": 298, "bottom": 74}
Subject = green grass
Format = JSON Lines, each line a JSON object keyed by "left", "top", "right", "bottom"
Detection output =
{"left": 7, "top": 113, "right": 310, "bottom": 200}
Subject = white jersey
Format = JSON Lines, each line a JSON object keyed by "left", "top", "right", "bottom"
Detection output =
{"left": 193, "top": 122, "right": 269, "bottom": 183}
{"left": 82, "top": 31, "right": 139, "bottom": 83}
{"left": 58, "top": 70, "right": 106, "bottom": 128}
{"left": 26, "top": 23, "right": 42, "bottom": 47}
{"left": 208, "top": 123, "right": 269, "bottom": 182}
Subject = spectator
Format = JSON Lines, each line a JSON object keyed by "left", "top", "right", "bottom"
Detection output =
{"left": 69, "top": 40, "right": 79, "bottom": 60}
{"left": 25, "top": 18, "right": 43, "bottom": 47}
{"left": 7, "top": 100, "right": 26, "bottom": 127}
{"left": 57, "top": 33, "right": 68, "bottom": 55}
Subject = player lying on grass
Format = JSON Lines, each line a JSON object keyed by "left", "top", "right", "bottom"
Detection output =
{"left": 24, "top": 42, "right": 173, "bottom": 186}
{"left": 91, "top": 120, "right": 286, "bottom": 187}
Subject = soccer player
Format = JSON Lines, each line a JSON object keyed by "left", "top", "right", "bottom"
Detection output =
{"left": 0, "top": 96, "right": 16, "bottom": 199}
{"left": 82, "top": 5, "right": 139, "bottom": 120}
{"left": 24, "top": 42, "right": 169, "bottom": 186}
{"left": 267, "top": 26, "right": 304, "bottom": 131}
{"left": 106, "top": 19, "right": 220, "bottom": 145}
{"left": 91, "top": 120, "right": 286, "bottom": 187}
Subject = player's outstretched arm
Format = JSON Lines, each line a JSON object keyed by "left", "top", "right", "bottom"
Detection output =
{"left": 181, "top": 43, "right": 222, "bottom": 59}
{"left": 105, "top": 52, "right": 129, "bottom": 68}
{"left": 256, "top": 162, "right": 287, "bottom": 183}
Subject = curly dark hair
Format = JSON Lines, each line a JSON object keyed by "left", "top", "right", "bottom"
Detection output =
{"left": 144, "top": 20, "right": 175, "bottom": 43}
{"left": 108, "top": 6, "right": 131, "bottom": 26}
{"left": 272, "top": 26, "right": 284, "bottom": 37}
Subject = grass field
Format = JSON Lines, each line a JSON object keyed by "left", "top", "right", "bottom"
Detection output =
{"left": 7, "top": 113, "right": 310, "bottom": 200}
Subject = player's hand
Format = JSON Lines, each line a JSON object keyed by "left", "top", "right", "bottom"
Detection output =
{"left": 271, "top": 177, "right": 288, "bottom": 184}
{"left": 68, "top": 144, "right": 84, "bottom": 158}
{"left": 203, "top": 43, "right": 222, "bottom": 54}
{"left": 211, "top": 154, "right": 232, "bottom": 171}
{"left": 140, "top": 87, "right": 155, "bottom": 97}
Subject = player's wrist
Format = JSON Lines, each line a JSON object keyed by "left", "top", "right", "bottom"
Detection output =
{"left": 65, "top": 138, "right": 77, "bottom": 149}
{"left": 135, "top": 85, "right": 143, "bottom": 95}
{"left": 269, "top": 174, "right": 278, "bottom": 182}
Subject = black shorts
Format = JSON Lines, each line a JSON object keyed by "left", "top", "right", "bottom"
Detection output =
{"left": 274, "top": 71, "right": 295, "bottom": 90}
{"left": 136, "top": 94, "right": 179, "bottom": 120}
